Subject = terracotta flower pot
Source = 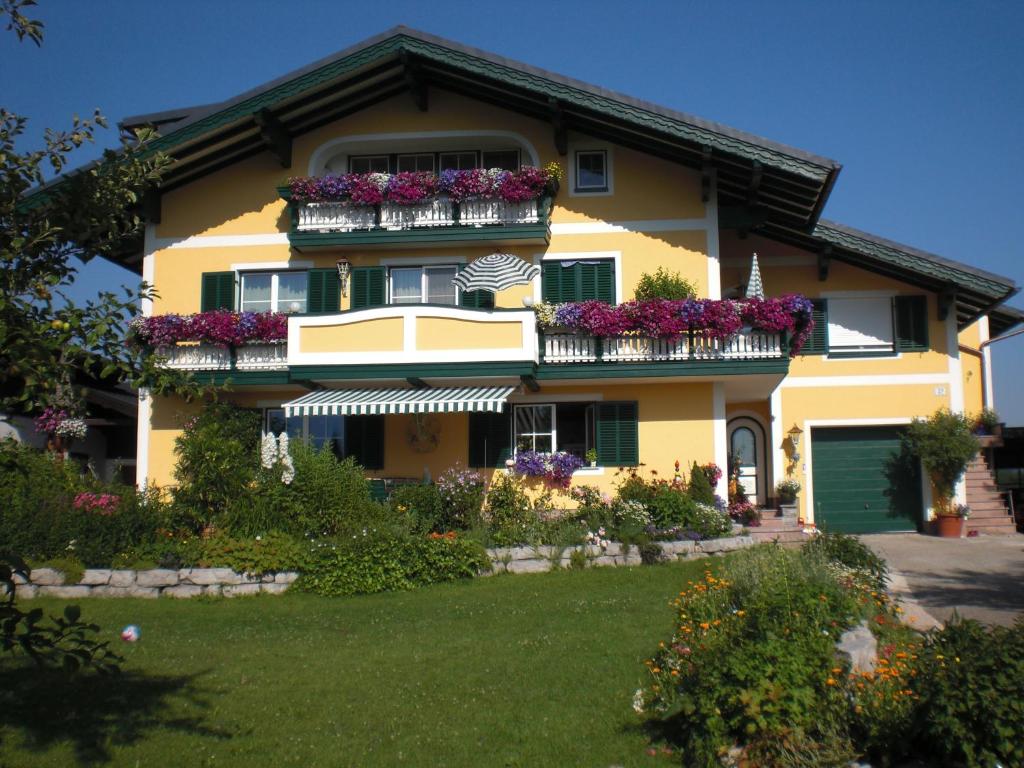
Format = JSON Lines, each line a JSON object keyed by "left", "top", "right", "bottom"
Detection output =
{"left": 934, "top": 515, "right": 964, "bottom": 538}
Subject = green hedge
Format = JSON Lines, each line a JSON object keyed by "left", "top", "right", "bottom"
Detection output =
{"left": 299, "top": 533, "right": 490, "bottom": 597}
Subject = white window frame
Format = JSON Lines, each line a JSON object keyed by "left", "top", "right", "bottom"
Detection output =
{"left": 514, "top": 404, "right": 556, "bottom": 454}
{"left": 349, "top": 154, "right": 389, "bottom": 173}
{"left": 240, "top": 270, "right": 309, "bottom": 314}
{"left": 481, "top": 149, "right": 521, "bottom": 171}
{"left": 823, "top": 293, "right": 898, "bottom": 357}
{"left": 387, "top": 264, "right": 460, "bottom": 306}
{"left": 438, "top": 150, "right": 478, "bottom": 171}
{"left": 569, "top": 145, "right": 614, "bottom": 197}
{"left": 396, "top": 153, "right": 435, "bottom": 173}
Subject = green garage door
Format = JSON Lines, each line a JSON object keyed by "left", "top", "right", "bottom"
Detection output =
{"left": 811, "top": 427, "right": 922, "bottom": 533}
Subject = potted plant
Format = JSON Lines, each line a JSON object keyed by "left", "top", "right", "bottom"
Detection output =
{"left": 935, "top": 503, "right": 969, "bottom": 538}
{"left": 903, "top": 409, "right": 979, "bottom": 537}
{"left": 586, "top": 448, "right": 598, "bottom": 468}
{"left": 775, "top": 479, "right": 801, "bottom": 518}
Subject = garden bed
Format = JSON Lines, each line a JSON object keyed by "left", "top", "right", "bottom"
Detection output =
{"left": 15, "top": 536, "right": 757, "bottom": 598}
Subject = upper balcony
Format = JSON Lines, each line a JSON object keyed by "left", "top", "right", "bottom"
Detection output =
{"left": 277, "top": 167, "right": 556, "bottom": 250}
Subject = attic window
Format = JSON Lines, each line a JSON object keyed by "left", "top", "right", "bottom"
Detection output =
{"left": 575, "top": 150, "right": 608, "bottom": 192}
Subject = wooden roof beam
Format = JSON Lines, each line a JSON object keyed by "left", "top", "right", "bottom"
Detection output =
{"left": 549, "top": 98, "right": 568, "bottom": 156}
{"left": 254, "top": 108, "right": 292, "bottom": 168}
{"left": 400, "top": 52, "right": 428, "bottom": 112}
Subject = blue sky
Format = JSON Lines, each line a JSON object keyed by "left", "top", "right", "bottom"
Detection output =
{"left": 4, "top": 0, "right": 1023, "bottom": 419}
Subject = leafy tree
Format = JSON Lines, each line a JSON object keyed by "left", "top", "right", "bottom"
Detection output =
{"left": 903, "top": 409, "right": 978, "bottom": 505}
{"left": 0, "top": 0, "right": 198, "bottom": 419}
{"left": 633, "top": 267, "right": 697, "bottom": 301}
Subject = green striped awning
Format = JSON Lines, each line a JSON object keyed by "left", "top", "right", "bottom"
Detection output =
{"left": 283, "top": 386, "right": 515, "bottom": 417}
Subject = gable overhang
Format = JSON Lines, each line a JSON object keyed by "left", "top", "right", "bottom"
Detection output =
{"left": 116, "top": 27, "right": 839, "bottom": 227}
{"left": 757, "top": 218, "right": 1019, "bottom": 330}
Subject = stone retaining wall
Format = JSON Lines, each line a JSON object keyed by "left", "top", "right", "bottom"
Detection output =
{"left": 15, "top": 535, "right": 754, "bottom": 598}
{"left": 15, "top": 568, "right": 299, "bottom": 600}
{"left": 486, "top": 534, "right": 755, "bottom": 574}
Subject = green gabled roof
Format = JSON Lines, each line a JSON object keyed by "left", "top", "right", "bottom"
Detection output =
{"left": 813, "top": 220, "right": 1015, "bottom": 299}
{"left": 116, "top": 26, "right": 839, "bottom": 225}
{"left": 759, "top": 218, "right": 1019, "bottom": 328}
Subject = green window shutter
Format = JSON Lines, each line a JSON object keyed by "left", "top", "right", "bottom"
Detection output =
{"left": 595, "top": 402, "right": 638, "bottom": 466}
{"left": 306, "top": 269, "right": 340, "bottom": 314}
{"left": 594, "top": 260, "right": 615, "bottom": 303}
{"left": 468, "top": 411, "right": 511, "bottom": 468}
{"left": 201, "top": 272, "right": 236, "bottom": 311}
{"left": 894, "top": 295, "right": 928, "bottom": 352}
{"left": 345, "top": 415, "right": 385, "bottom": 470}
{"left": 801, "top": 299, "right": 829, "bottom": 355}
{"left": 350, "top": 266, "right": 387, "bottom": 309}
{"left": 541, "top": 262, "right": 563, "bottom": 303}
{"left": 541, "top": 260, "right": 615, "bottom": 303}
{"left": 457, "top": 265, "right": 495, "bottom": 308}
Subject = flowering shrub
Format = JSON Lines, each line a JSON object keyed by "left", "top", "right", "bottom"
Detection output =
{"left": 73, "top": 492, "right": 121, "bottom": 516}
{"left": 585, "top": 527, "right": 610, "bottom": 549}
{"left": 635, "top": 544, "right": 869, "bottom": 763}
{"left": 513, "top": 450, "right": 585, "bottom": 488}
{"left": 729, "top": 499, "right": 760, "bottom": 526}
{"left": 701, "top": 462, "right": 723, "bottom": 488}
{"left": 436, "top": 466, "right": 485, "bottom": 529}
{"left": 130, "top": 311, "right": 288, "bottom": 348}
{"left": 534, "top": 295, "right": 815, "bottom": 355}
{"left": 33, "top": 406, "right": 86, "bottom": 440}
{"left": 287, "top": 166, "right": 559, "bottom": 205}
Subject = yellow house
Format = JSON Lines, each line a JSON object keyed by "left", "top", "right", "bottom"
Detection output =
{"left": 114, "top": 27, "right": 1021, "bottom": 535}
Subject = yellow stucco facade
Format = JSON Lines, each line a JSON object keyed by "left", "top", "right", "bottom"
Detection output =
{"left": 136, "top": 71, "right": 1004, "bottom": 535}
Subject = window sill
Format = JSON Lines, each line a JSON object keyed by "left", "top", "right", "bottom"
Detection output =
{"left": 573, "top": 466, "right": 605, "bottom": 476}
{"left": 826, "top": 350, "right": 900, "bottom": 360}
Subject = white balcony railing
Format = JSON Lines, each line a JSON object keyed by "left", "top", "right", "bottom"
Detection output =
{"left": 235, "top": 343, "right": 289, "bottom": 370}
{"left": 158, "top": 343, "right": 288, "bottom": 371}
{"left": 458, "top": 198, "right": 540, "bottom": 226}
{"left": 543, "top": 330, "right": 784, "bottom": 364}
{"left": 295, "top": 197, "right": 540, "bottom": 232}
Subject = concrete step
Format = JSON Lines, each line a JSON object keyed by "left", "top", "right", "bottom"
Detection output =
{"left": 966, "top": 501, "right": 1009, "bottom": 511}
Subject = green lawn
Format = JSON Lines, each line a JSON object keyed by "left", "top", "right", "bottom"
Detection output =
{"left": 1, "top": 561, "right": 708, "bottom": 767}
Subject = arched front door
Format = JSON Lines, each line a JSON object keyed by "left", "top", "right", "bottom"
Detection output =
{"left": 728, "top": 417, "right": 767, "bottom": 507}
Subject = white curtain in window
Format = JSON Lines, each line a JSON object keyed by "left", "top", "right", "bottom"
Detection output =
{"left": 426, "top": 267, "right": 457, "bottom": 304}
{"left": 827, "top": 297, "right": 894, "bottom": 352}
{"left": 391, "top": 268, "right": 422, "bottom": 304}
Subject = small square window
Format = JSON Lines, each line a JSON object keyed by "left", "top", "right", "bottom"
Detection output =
{"left": 397, "top": 153, "right": 435, "bottom": 173}
{"left": 349, "top": 155, "right": 390, "bottom": 174}
{"left": 575, "top": 150, "right": 608, "bottom": 192}
{"left": 481, "top": 150, "right": 520, "bottom": 171}
{"left": 439, "top": 152, "right": 478, "bottom": 171}
{"left": 240, "top": 271, "right": 308, "bottom": 313}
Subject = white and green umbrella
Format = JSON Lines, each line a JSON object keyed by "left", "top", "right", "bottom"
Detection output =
{"left": 452, "top": 252, "right": 540, "bottom": 293}
{"left": 745, "top": 252, "right": 765, "bottom": 299}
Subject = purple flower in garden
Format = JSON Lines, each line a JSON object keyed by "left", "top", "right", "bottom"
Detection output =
{"left": 513, "top": 451, "right": 548, "bottom": 476}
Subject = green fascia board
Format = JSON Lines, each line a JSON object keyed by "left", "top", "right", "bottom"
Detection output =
{"left": 289, "top": 224, "right": 550, "bottom": 249}
{"left": 135, "top": 31, "right": 835, "bottom": 183}
{"left": 191, "top": 370, "right": 291, "bottom": 386}
{"left": 536, "top": 359, "right": 790, "bottom": 380}
{"left": 289, "top": 361, "right": 537, "bottom": 381}
{"left": 814, "top": 220, "right": 1016, "bottom": 299}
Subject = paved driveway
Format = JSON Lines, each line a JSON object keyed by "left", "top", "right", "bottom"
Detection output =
{"left": 860, "top": 533, "right": 1024, "bottom": 627}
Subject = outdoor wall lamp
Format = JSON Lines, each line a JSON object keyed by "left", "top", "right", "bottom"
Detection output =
{"left": 787, "top": 423, "right": 804, "bottom": 463}
{"left": 336, "top": 259, "right": 351, "bottom": 297}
